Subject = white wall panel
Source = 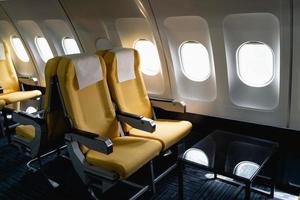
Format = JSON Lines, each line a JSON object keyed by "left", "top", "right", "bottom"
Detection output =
{"left": 0, "top": 0, "right": 82, "bottom": 86}
{"left": 150, "top": 0, "right": 291, "bottom": 128}
{"left": 289, "top": 0, "right": 300, "bottom": 130}
{"left": 223, "top": 13, "right": 280, "bottom": 110}
{"left": 61, "top": 0, "right": 171, "bottom": 97}
{"left": 0, "top": 7, "right": 38, "bottom": 79}
{"left": 163, "top": 16, "right": 217, "bottom": 101}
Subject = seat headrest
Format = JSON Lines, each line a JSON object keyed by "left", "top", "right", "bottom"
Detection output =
{"left": 111, "top": 48, "right": 136, "bottom": 82}
{"left": 0, "top": 42, "right": 5, "bottom": 61}
{"left": 69, "top": 54, "right": 103, "bottom": 90}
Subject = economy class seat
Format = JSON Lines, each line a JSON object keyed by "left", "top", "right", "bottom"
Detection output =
{"left": 11, "top": 57, "right": 68, "bottom": 158}
{"left": 57, "top": 53, "right": 161, "bottom": 195}
{"left": 103, "top": 48, "right": 192, "bottom": 151}
{"left": 0, "top": 42, "right": 41, "bottom": 105}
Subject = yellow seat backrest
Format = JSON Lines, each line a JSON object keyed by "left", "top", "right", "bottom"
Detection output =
{"left": 0, "top": 42, "right": 20, "bottom": 94}
{"left": 103, "top": 48, "right": 153, "bottom": 132}
{"left": 57, "top": 53, "right": 119, "bottom": 139}
{"left": 44, "top": 57, "right": 68, "bottom": 141}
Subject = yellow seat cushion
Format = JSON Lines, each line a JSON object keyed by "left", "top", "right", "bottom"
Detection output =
{"left": 0, "top": 100, "right": 5, "bottom": 109}
{"left": 129, "top": 119, "right": 192, "bottom": 151}
{"left": 0, "top": 90, "right": 41, "bottom": 104}
{"left": 16, "top": 125, "right": 36, "bottom": 141}
{"left": 86, "top": 136, "right": 161, "bottom": 179}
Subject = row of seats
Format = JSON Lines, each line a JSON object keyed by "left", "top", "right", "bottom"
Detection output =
{"left": 0, "top": 43, "right": 42, "bottom": 106}
{"left": 10, "top": 48, "right": 192, "bottom": 197}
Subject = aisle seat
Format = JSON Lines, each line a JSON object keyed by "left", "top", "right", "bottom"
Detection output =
{"left": 103, "top": 48, "right": 192, "bottom": 151}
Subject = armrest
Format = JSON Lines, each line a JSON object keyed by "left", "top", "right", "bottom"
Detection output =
{"left": 65, "top": 129, "right": 113, "bottom": 154}
{"left": 150, "top": 97, "right": 186, "bottom": 113}
{"left": 20, "top": 82, "right": 46, "bottom": 95}
{"left": 18, "top": 76, "right": 38, "bottom": 83}
{"left": 13, "top": 110, "right": 44, "bottom": 125}
{"left": 0, "top": 86, "right": 3, "bottom": 94}
{"left": 117, "top": 111, "right": 156, "bottom": 133}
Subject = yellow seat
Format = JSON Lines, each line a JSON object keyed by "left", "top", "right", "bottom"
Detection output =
{"left": 103, "top": 48, "right": 192, "bottom": 151}
{"left": 86, "top": 136, "right": 160, "bottom": 178}
{"left": 129, "top": 119, "right": 192, "bottom": 150}
{"left": 15, "top": 125, "right": 35, "bottom": 141}
{"left": 57, "top": 53, "right": 161, "bottom": 180}
{"left": 0, "top": 42, "right": 41, "bottom": 105}
{"left": 12, "top": 57, "right": 68, "bottom": 157}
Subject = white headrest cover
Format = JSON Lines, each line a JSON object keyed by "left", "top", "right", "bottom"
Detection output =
{"left": 70, "top": 54, "right": 103, "bottom": 90}
{"left": 113, "top": 48, "right": 135, "bottom": 82}
{"left": 0, "top": 43, "right": 5, "bottom": 60}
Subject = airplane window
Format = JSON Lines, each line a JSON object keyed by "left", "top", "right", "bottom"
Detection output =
{"left": 134, "top": 39, "right": 161, "bottom": 76}
{"left": 62, "top": 37, "right": 80, "bottom": 55}
{"left": 237, "top": 41, "right": 274, "bottom": 87}
{"left": 180, "top": 41, "right": 211, "bottom": 82}
{"left": 35, "top": 37, "right": 54, "bottom": 62}
{"left": 10, "top": 36, "right": 30, "bottom": 62}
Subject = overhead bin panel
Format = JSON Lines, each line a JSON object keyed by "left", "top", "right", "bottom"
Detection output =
{"left": 61, "top": 0, "right": 171, "bottom": 97}
{"left": 150, "top": 0, "right": 291, "bottom": 128}
{"left": 0, "top": 0, "right": 82, "bottom": 86}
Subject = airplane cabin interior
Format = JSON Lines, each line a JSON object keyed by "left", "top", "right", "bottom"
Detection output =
{"left": 0, "top": 0, "right": 300, "bottom": 199}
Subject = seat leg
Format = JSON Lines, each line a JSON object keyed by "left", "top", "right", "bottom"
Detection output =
{"left": 149, "top": 160, "right": 156, "bottom": 194}
{"left": 178, "top": 159, "right": 184, "bottom": 200}
{"left": 0, "top": 113, "right": 4, "bottom": 137}
{"left": 177, "top": 140, "right": 186, "bottom": 155}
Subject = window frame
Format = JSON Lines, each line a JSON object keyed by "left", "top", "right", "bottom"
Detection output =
{"left": 61, "top": 37, "right": 81, "bottom": 55}
{"left": 236, "top": 41, "right": 275, "bottom": 88}
{"left": 35, "top": 36, "right": 54, "bottom": 63}
{"left": 179, "top": 40, "right": 211, "bottom": 82}
{"left": 133, "top": 39, "right": 161, "bottom": 76}
{"left": 10, "top": 36, "right": 30, "bottom": 63}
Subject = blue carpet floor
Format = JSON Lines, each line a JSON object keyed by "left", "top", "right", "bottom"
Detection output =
{"left": 0, "top": 138, "right": 278, "bottom": 200}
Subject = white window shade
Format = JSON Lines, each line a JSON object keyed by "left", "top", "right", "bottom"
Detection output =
{"left": 180, "top": 41, "right": 211, "bottom": 82}
{"left": 237, "top": 42, "right": 274, "bottom": 87}
{"left": 62, "top": 37, "right": 80, "bottom": 55}
{"left": 35, "top": 37, "right": 54, "bottom": 62}
{"left": 11, "top": 36, "right": 30, "bottom": 62}
{"left": 134, "top": 40, "right": 161, "bottom": 76}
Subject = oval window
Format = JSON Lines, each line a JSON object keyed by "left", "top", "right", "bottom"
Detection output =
{"left": 35, "top": 37, "right": 54, "bottom": 62}
{"left": 134, "top": 39, "right": 161, "bottom": 76}
{"left": 180, "top": 41, "right": 211, "bottom": 82}
{"left": 10, "top": 36, "right": 30, "bottom": 62}
{"left": 62, "top": 37, "right": 80, "bottom": 55}
{"left": 237, "top": 41, "right": 274, "bottom": 87}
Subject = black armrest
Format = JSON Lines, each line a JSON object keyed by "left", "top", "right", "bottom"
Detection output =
{"left": 31, "top": 110, "right": 45, "bottom": 118}
{"left": 66, "top": 129, "right": 113, "bottom": 155}
{"left": 149, "top": 96, "right": 186, "bottom": 113}
{"left": 117, "top": 111, "right": 156, "bottom": 133}
{"left": 0, "top": 86, "right": 3, "bottom": 94}
{"left": 13, "top": 110, "right": 44, "bottom": 124}
{"left": 20, "top": 82, "right": 46, "bottom": 95}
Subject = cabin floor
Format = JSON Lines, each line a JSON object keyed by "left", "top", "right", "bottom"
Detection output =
{"left": 0, "top": 135, "right": 298, "bottom": 200}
